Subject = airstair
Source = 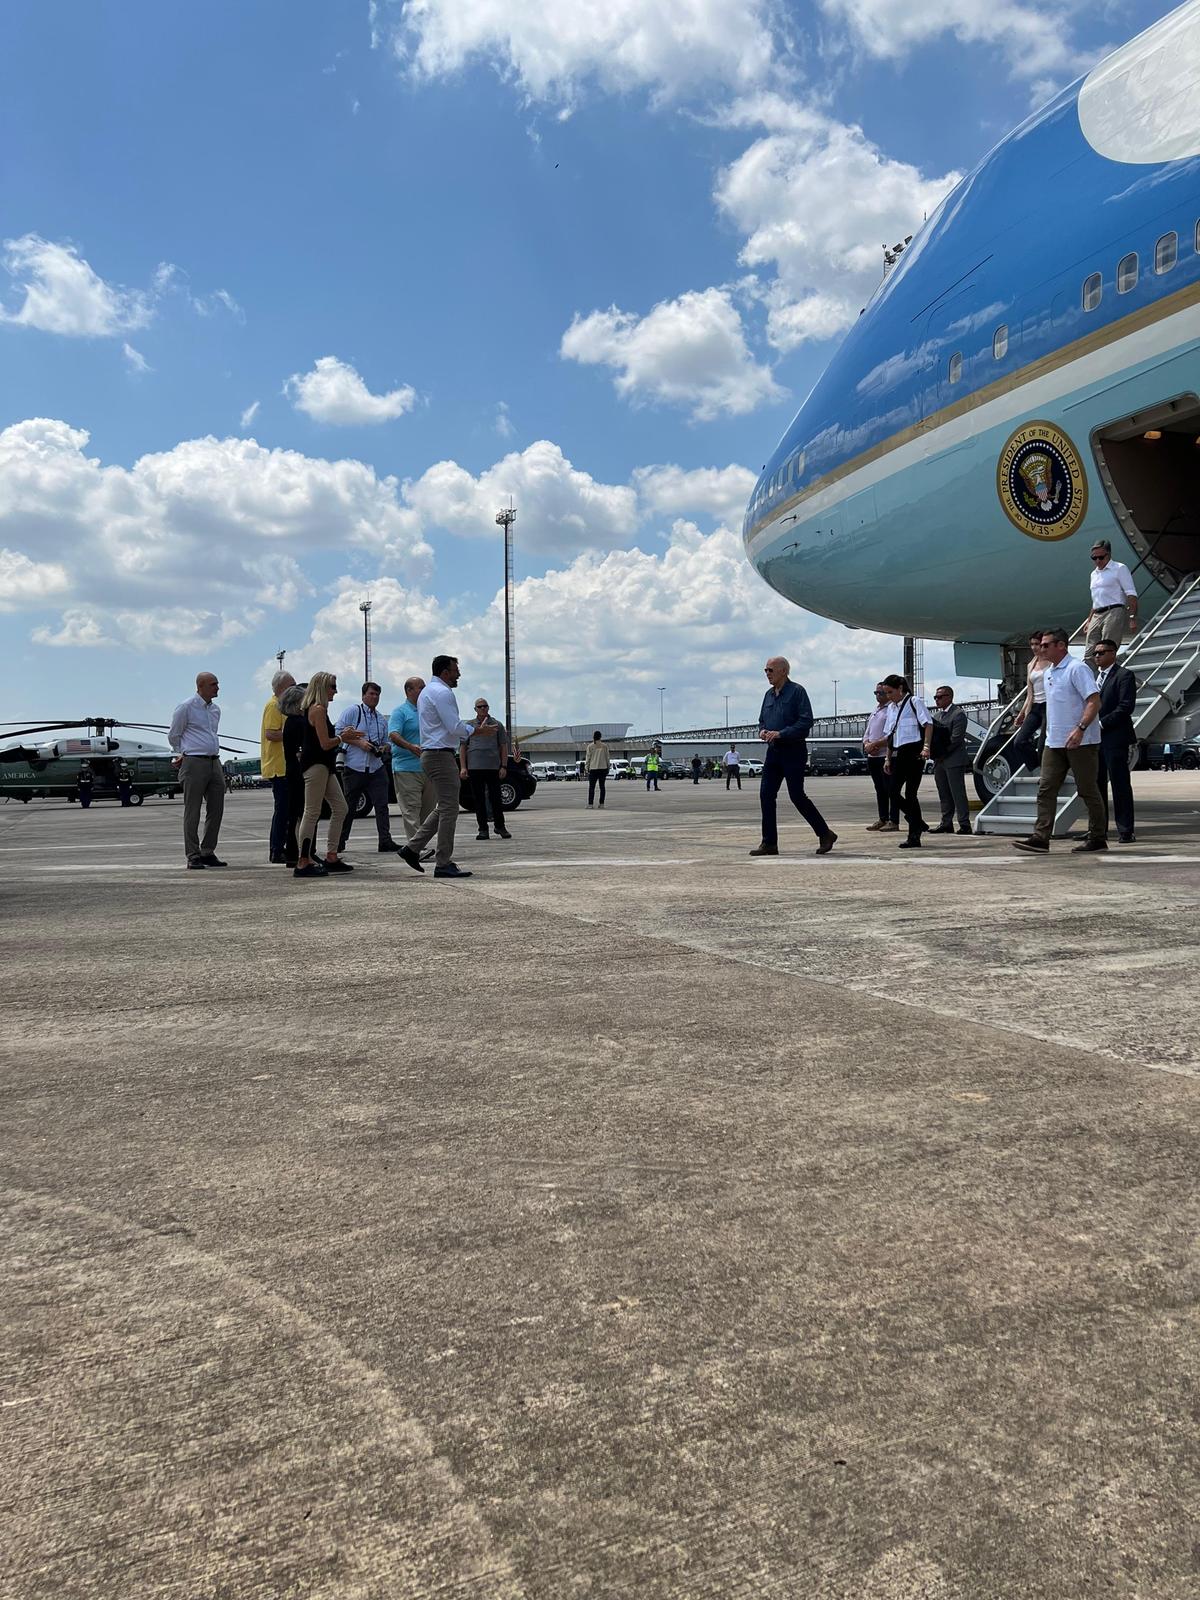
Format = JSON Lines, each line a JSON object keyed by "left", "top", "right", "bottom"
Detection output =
{"left": 974, "top": 572, "right": 1200, "bottom": 836}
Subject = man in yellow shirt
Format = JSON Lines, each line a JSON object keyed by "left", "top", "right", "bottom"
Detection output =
{"left": 261, "top": 669, "right": 294, "bottom": 863}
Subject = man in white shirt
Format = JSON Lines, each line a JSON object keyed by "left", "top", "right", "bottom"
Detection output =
{"left": 1012, "top": 628, "right": 1107, "bottom": 854}
{"left": 722, "top": 744, "right": 742, "bottom": 791}
{"left": 862, "top": 682, "right": 898, "bottom": 830}
{"left": 1084, "top": 539, "right": 1138, "bottom": 667}
{"left": 397, "top": 654, "right": 483, "bottom": 879}
{"left": 336, "top": 681, "right": 399, "bottom": 855}
{"left": 168, "top": 670, "right": 225, "bottom": 869}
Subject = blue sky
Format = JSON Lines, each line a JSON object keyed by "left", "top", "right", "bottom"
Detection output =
{"left": 0, "top": 0, "right": 1177, "bottom": 743}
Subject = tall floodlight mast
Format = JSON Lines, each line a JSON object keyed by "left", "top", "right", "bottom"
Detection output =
{"left": 496, "top": 505, "right": 517, "bottom": 748}
{"left": 359, "top": 598, "right": 373, "bottom": 686}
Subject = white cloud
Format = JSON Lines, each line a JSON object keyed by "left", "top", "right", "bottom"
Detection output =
{"left": 561, "top": 287, "right": 783, "bottom": 419}
{"left": 0, "top": 235, "right": 153, "bottom": 337}
{"left": 285, "top": 355, "right": 418, "bottom": 426}
{"left": 820, "top": 0, "right": 1089, "bottom": 85}
{"left": 240, "top": 400, "right": 261, "bottom": 430}
{"left": 494, "top": 400, "right": 515, "bottom": 439}
{"left": 152, "top": 264, "right": 244, "bottom": 322}
{"left": 405, "top": 439, "right": 638, "bottom": 555}
{"left": 715, "top": 104, "right": 961, "bottom": 350}
{"left": 0, "top": 547, "right": 71, "bottom": 609}
{"left": 633, "top": 462, "right": 756, "bottom": 526}
{"left": 122, "top": 342, "right": 152, "bottom": 376}
{"left": 378, "top": 0, "right": 779, "bottom": 103}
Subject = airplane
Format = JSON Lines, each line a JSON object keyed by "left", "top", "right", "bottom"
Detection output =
{"left": 744, "top": 0, "right": 1200, "bottom": 711}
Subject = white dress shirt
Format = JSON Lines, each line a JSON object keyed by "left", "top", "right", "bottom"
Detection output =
{"left": 723, "top": 749, "right": 741, "bottom": 767}
{"left": 882, "top": 695, "right": 931, "bottom": 746}
{"left": 417, "top": 677, "right": 476, "bottom": 750}
{"left": 1090, "top": 560, "right": 1136, "bottom": 609}
{"left": 168, "top": 693, "right": 221, "bottom": 755}
{"left": 336, "top": 702, "right": 388, "bottom": 772}
{"left": 863, "top": 705, "right": 889, "bottom": 748}
{"left": 1044, "top": 656, "right": 1100, "bottom": 748}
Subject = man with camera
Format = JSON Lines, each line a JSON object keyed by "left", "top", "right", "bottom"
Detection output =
{"left": 336, "top": 680, "right": 400, "bottom": 854}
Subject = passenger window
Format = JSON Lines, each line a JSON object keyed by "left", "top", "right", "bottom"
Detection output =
{"left": 1082, "top": 273, "right": 1102, "bottom": 311}
{"left": 1117, "top": 252, "right": 1138, "bottom": 293}
{"left": 948, "top": 351, "right": 962, "bottom": 384}
{"left": 1155, "top": 231, "right": 1177, "bottom": 273}
{"left": 992, "top": 324, "right": 1008, "bottom": 360}
{"left": 1195, "top": 218, "right": 1200, "bottom": 255}
{"left": 794, "top": 451, "right": 805, "bottom": 478}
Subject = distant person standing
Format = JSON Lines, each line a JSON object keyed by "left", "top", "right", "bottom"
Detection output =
{"left": 462, "top": 695, "right": 511, "bottom": 841}
{"left": 1084, "top": 539, "right": 1138, "bottom": 667}
{"left": 881, "top": 674, "right": 931, "bottom": 849}
{"left": 168, "top": 670, "right": 225, "bottom": 870}
{"left": 279, "top": 681, "right": 308, "bottom": 867}
{"left": 750, "top": 656, "right": 836, "bottom": 856}
{"left": 1162, "top": 741, "right": 1176, "bottom": 772}
{"left": 388, "top": 676, "right": 435, "bottom": 849}
{"left": 930, "top": 686, "right": 972, "bottom": 834}
{"left": 397, "top": 654, "right": 482, "bottom": 880}
{"left": 1012, "top": 628, "right": 1106, "bottom": 855}
{"left": 261, "top": 668, "right": 294, "bottom": 863}
{"left": 723, "top": 745, "right": 742, "bottom": 791}
{"left": 584, "top": 731, "right": 610, "bottom": 807}
{"left": 336, "top": 681, "right": 399, "bottom": 855}
{"left": 645, "top": 746, "right": 662, "bottom": 791}
{"left": 1093, "top": 640, "right": 1137, "bottom": 843}
{"left": 1011, "top": 630, "right": 1050, "bottom": 772}
{"left": 862, "top": 682, "right": 898, "bottom": 831}
{"left": 690, "top": 753, "right": 703, "bottom": 784}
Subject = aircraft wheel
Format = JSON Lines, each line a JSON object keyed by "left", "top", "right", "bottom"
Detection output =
{"left": 351, "top": 788, "right": 372, "bottom": 820}
{"left": 973, "top": 738, "right": 1017, "bottom": 805}
{"left": 129, "top": 791, "right": 145, "bottom": 806}
{"left": 499, "top": 780, "right": 520, "bottom": 811}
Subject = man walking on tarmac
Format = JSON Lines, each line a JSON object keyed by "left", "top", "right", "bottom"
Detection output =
{"left": 1012, "top": 628, "right": 1107, "bottom": 855}
{"left": 750, "top": 656, "right": 836, "bottom": 857}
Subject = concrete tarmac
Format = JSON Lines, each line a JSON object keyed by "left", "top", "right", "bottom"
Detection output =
{"left": 2, "top": 774, "right": 1198, "bottom": 1598}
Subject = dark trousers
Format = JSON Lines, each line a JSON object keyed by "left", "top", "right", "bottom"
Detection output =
{"left": 759, "top": 750, "right": 828, "bottom": 848}
{"left": 473, "top": 769, "right": 506, "bottom": 834}
{"left": 646, "top": 772, "right": 659, "bottom": 790}
{"left": 1012, "top": 703, "right": 1045, "bottom": 771}
{"left": 1098, "top": 733, "right": 1136, "bottom": 837}
{"left": 867, "top": 755, "right": 897, "bottom": 822}
{"left": 270, "top": 776, "right": 290, "bottom": 858}
{"left": 888, "top": 744, "right": 926, "bottom": 841}
{"left": 725, "top": 766, "right": 741, "bottom": 790}
{"left": 587, "top": 770, "right": 607, "bottom": 806}
{"left": 339, "top": 765, "right": 393, "bottom": 851}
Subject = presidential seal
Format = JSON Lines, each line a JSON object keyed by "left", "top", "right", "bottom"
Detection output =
{"left": 996, "top": 421, "right": 1088, "bottom": 541}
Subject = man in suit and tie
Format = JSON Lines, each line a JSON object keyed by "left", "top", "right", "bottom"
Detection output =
{"left": 929, "top": 686, "right": 972, "bottom": 834}
{"left": 1093, "top": 639, "right": 1138, "bottom": 842}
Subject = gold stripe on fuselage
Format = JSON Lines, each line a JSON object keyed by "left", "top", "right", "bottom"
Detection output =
{"left": 745, "top": 276, "right": 1200, "bottom": 546}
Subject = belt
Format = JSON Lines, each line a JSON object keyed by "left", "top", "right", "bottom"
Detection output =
{"left": 182, "top": 751, "right": 219, "bottom": 758}
{"left": 1093, "top": 604, "right": 1125, "bottom": 613}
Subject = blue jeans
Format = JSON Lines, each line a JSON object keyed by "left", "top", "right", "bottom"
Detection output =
{"left": 270, "top": 776, "right": 290, "bottom": 858}
{"left": 759, "top": 749, "right": 828, "bottom": 847}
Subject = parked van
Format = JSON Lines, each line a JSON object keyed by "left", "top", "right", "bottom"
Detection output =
{"left": 608, "top": 759, "right": 632, "bottom": 781}
{"left": 530, "top": 761, "right": 564, "bottom": 782}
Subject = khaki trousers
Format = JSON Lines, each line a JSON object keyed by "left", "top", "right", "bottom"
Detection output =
{"left": 393, "top": 769, "right": 436, "bottom": 840}
{"left": 408, "top": 749, "right": 462, "bottom": 867}
{"left": 1084, "top": 606, "right": 1128, "bottom": 667}
{"left": 181, "top": 754, "right": 224, "bottom": 862}
{"left": 299, "top": 766, "right": 348, "bottom": 860}
{"left": 1034, "top": 745, "right": 1107, "bottom": 843}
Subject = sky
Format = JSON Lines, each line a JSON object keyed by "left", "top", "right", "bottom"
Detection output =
{"left": 0, "top": 0, "right": 1178, "bottom": 745}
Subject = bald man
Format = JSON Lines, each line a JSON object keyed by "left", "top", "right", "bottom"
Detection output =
{"left": 751, "top": 655, "right": 836, "bottom": 856}
{"left": 168, "top": 670, "right": 226, "bottom": 869}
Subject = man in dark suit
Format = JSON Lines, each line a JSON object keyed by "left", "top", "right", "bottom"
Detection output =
{"left": 929, "top": 685, "right": 972, "bottom": 833}
{"left": 750, "top": 656, "right": 836, "bottom": 856}
{"left": 1094, "top": 639, "right": 1137, "bottom": 842}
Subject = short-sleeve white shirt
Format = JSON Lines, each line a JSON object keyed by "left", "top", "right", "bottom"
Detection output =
{"left": 1044, "top": 655, "right": 1100, "bottom": 748}
{"left": 1090, "top": 560, "right": 1136, "bottom": 610}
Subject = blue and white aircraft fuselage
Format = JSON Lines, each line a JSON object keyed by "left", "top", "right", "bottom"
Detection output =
{"left": 744, "top": 2, "right": 1200, "bottom": 676}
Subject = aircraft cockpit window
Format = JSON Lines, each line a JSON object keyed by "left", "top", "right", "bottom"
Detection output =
{"left": 992, "top": 324, "right": 1008, "bottom": 360}
{"left": 1117, "top": 253, "right": 1138, "bottom": 293}
{"left": 948, "top": 352, "right": 962, "bottom": 384}
{"left": 1154, "top": 232, "right": 1177, "bottom": 274}
{"left": 1082, "top": 273, "right": 1102, "bottom": 311}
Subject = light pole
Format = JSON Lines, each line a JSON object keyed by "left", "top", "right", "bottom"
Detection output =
{"left": 657, "top": 686, "right": 666, "bottom": 736}
{"left": 358, "top": 599, "right": 373, "bottom": 685}
{"left": 724, "top": 694, "right": 730, "bottom": 731}
{"left": 496, "top": 504, "right": 517, "bottom": 746}
{"left": 275, "top": 648, "right": 287, "bottom": 672}
{"left": 832, "top": 679, "right": 839, "bottom": 719}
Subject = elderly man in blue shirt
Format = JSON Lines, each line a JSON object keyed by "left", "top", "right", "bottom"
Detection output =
{"left": 750, "top": 656, "right": 837, "bottom": 857}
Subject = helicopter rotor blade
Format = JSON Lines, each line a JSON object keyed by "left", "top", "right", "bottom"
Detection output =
{"left": 0, "top": 722, "right": 84, "bottom": 740}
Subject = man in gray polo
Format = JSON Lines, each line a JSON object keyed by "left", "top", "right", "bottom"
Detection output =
{"left": 168, "top": 670, "right": 225, "bottom": 870}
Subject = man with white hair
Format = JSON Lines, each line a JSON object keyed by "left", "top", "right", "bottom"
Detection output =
{"left": 751, "top": 655, "right": 836, "bottom": 857}
{"left": 261, "top": 667, "right": 295, "bottom": 864}
{"left": 169, "top": 670, "right": 225, "bottom": 870}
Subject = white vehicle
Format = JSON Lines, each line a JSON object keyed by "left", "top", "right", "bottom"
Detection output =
{"left": 738, "top": 757, "right": 764, "bottom": 777}
{"left": 607, "top": 759, "right": 632, "bottom": 781}
{"left": 530, "top": 761, "right": 563, "bottom": 782}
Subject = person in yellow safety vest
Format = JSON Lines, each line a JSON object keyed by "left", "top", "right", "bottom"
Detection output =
{"left": 645, "top": 746, "right": 662, "bottom": 792}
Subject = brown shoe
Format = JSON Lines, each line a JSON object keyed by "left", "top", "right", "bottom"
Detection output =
{"left": 878, "top": 821, "right": 899, "bottom": 832}
{"left": 748, "top": 843, "right": 779, "bottom": 856}
{"left": 816, "top": 831, "right": 838, "bottom": 855}
{"left": 865, "top": 820, "right": 884, "bottom": 831}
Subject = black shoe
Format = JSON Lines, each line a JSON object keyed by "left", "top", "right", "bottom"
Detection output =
{"left": 476, "top": 830, "right": 490, "bottom": 840}
{"left": 816, "top": 831, "right": 837, "bottom": 855}
{"left": 957, "top": 825, "right": 973, "bottom": 835}
{"left": 378, "top": 840, "right": 401, "bottom": 853}
{"left": 1118, "top": 833, "right": 1135, "bottom": 843}
{"left": 284, "top": 858, "right": 298, "bottom": 869}
{"left": 292, "top": 863, "right": 327, "bottom": 878}
{"left": 433, "top": 863, "right": 473, "bottom": 878}
{"left": 324, "top": 858, "right": 354, "bottom": 872}
{"left": 419, "top": 847, "right": 436, "bottom": 862}
{"left": 200, "top": 854, "right": 227, "bottom": 867}
{"left": 930, "top": 824, "right": 954, "bottom": 834}
{"left": 186, "top": 858, "right": 206, "bottom": 870}
{"left": 749, "top": 843, "right": 778, "bottom": 856}
{"left": 398, "top": 845, "right": 425, "bottom": 873}
{"left": 496, "top": 828, "right": 512, "bottom": 839}
{"left": 1071, "top": 838, "right": 1108, "bottom": 853}
{"left": 897, "top": 838, "right": 921, "bottom": 849}
{"left": 1012, "top": 837, "right": 1049, "bottom": 854}
{"left": 269, "top": 852, "right": 286, "bottom": 864}
{"left": 919, "top": 821, "right": 930, "bottom": 834}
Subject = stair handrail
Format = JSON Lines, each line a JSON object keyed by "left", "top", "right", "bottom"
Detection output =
{"left": 1125, "top": 572, "right": 1200, "bottom": 728}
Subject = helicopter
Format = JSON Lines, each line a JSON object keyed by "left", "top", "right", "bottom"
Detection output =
{"left": 0, "top": 717, "right": 254, "bottom": 807}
